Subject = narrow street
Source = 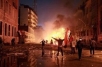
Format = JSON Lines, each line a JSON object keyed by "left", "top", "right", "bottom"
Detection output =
{"left": 0, "top": 44, "right": 102, "bottom": 67}
{"left": 1, "top": 0, "right": 102, "bottom": 67}
{"left": 34, "top": 46, "right": 102, "bottom": 67}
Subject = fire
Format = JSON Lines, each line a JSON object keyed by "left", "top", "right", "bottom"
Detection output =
{"left": 45, "top": 27, "right": 70, "bottom": 44}
{"left": 51, "top": 28, "right": 65, "bottom": 39}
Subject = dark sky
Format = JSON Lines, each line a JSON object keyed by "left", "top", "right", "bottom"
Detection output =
{"left": 20, "top": 0, "right": 83, "bottom": 26}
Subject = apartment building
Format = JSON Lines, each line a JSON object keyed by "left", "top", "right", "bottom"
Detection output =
{"left": 74, "top": 0, "right": 102, "bottom": 43}
{"left": 0, "top": 0, "right": 19, "bottom": 44}
{"left": 19, "top": 4, "right": 38, "bottom": 43}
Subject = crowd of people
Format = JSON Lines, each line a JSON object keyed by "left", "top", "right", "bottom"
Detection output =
{"left": 40, "top": 34, "right": 97, "bottom": 60}
{"left": 0, "top": 34, "right": 97, "bottom": 60}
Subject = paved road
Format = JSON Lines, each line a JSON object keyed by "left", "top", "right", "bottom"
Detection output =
{"left": 1, "top": 44, "right": 102, "bottom": 67}
{"left": 33, "top": 46, "right": 102, "bottom": 67}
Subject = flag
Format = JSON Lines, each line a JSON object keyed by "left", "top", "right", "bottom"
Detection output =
{"left": 69, "top": 33, "right": 73, "bottom": 43}
{"left": 64, "top": 28, "right": 69, "bottom": 48}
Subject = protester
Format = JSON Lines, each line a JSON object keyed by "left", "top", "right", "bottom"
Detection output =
{"left": 50, "top": 39, "right": 53, "bottom": 57}
{"left": 41, "top": 39, "right": 45, "bottom": 57}
{"left": 76, "top": 38, "right": 83, "bottom": 60}
{"left": 11, "top": 38, "right": 15, "bottom": 46}
{"left": 50, "top": 39, "right": 53, "bottom": 49}
{"left": 50, "top": 39, "right": 53, "bottom": 46}
{"left": 69, "top": 33, "right": 73, "bottom": 54}
{"left": 71, "top": 39, "right": 76, "bottom": 54}
{"left": 0, "top": 37, "right": 3, "bottom": 54}
{"left": 90, "top": 38, "right": 97, "bottom": 56}
{"left": 52, "top": 37, "right": 64, "bottom": 56}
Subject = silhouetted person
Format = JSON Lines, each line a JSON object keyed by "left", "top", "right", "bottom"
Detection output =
{"left": 76, "top": 38, "right": 83, "bottom": 60}
{"left": 90, "top": 38, "right": 97, "bottom": 56}
{"left": 71, "top": 39, "right": 76, "bottom": 54}
{"left": 69, "top": 34, "right": 73, "bottom": 54}
{"left": 56, "top": 56, "right": 63, "bottom": 67}
{"left": 52, "top": 37, "right": 64, "bottom": 56}
{"left": 50, "top": 39, "right": 53, "bottom": 57}
{"left": 0, "top": 37, "right": 3, "bottom": 54}
{"left": 41, "top": 39, "right": 45, "bottom": 57}
{"left": 50, "top": 39, "right": 53, "bottom": 47}
{"left": 50, "top": 39, "right": 53, "bottom": 45}
{"left": 11, "top": 38, "right": 15, "bottom": 46}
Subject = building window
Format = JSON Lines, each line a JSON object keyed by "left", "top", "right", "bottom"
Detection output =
{"left": 5, "top": 1, "right": 9, "bottom": 13}
{"left": 0, "top": 21, "right": 2, "bottom": 35}
{"left": 8, "top": 25, "right": 10, "bottom": 36}
{"left": 12, "top": 26, "right": 13, "bottom": 36}
{"left": 100, "top": 0, "right": 102, "bottom": 5}
{"left": 12, "top": 27, "right": 16, "bottom": 37}
{"left": 12, "top": 0, "right": 17, "bottom": 9}
{"left": 3, "top": 59, "right": 6, "bottom": 67}
{"left": 5, "top": 23, "right": 7, "bottom": 36}
{"left": 9, "top": 5, "right": 12, "bottom": 14}
{"left": 14, "top": 27, "right": 16, "bottom": 37}
{"left": 0, "top": 0, "right": 3, "bottom": 9}
{"left": 100, "top": 10, "right": 102, "bottom": 33}
{"left": 100, "top": 21, "right": 102, "bottom": 32}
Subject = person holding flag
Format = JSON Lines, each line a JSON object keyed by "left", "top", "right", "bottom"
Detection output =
{"left": 69, "top": 33, "right": 74, "bottom": 54}
{"left": 63, "top": 28, "right": 70, "bottom": 48}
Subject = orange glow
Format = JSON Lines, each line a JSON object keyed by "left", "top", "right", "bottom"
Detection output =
{"left": 45, "top": 27, "right": 65, "bottom": 41}
{"left": 51, "top": 28, "right": 65, "bottom": 38}
{"left": 44, "top": 27, "right": 71, "bottom": 44}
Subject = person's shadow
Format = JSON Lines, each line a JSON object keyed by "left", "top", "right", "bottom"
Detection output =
{"left": 56, "top": 57, "right": 64, "bottom": 67}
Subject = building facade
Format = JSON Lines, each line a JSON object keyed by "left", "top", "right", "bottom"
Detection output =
{"left": 74, "top": 0, "right": 102, "bottom": 44}
{"left": 0, "top": 0, "right": 19, "bottom": 44}
{"left": 98, "top": 0, "right": 102, "bottom": 43}
{"left": 19, "top": 4, "right": 38, "bottom": 43}
{"left": 34, "top": 26, "right": 44, "bottom": 43}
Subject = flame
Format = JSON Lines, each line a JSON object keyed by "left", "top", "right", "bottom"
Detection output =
{"left": 44, "top": 27, "right": 70, "bottom": 44}
{"left": 52, "top": 28, "right": 65, "bottom": 39}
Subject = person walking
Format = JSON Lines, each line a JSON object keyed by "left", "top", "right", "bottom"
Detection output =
{"left": 76, "top": 38, "right": 83, "bottom": 60}
{"left": 71, "top": 39, "right": 76, "bottom": 54}
{"left": 90, "top": 38, "right": 97, "bottom": 56}
{"left": 69, "top": 34, "right": 73, "bottom": 54}
{"left": 52, "top": 37, "right": 64, "bottom": 56}
{"left": 11, "top": 38, "right": 15, "bottom": 47}
{"left": 0, "top": 37, "right": 3, "bottom": 54}
{"left": 50, "top": 39, "right": 53, "bottom": 57}
{"left": 41, "top": 39, "right": 45, "bottom": 57}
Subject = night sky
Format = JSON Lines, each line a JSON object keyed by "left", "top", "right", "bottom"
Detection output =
{"left": 20, "top": 0, "right": 83, "bottom": 26}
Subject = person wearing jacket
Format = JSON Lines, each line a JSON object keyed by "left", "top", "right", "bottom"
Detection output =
{"left": 90, "top": 38, "right": 97, "bottom": 56}
{"left": 76, "top": 38, "right": 83, "bottom": 60}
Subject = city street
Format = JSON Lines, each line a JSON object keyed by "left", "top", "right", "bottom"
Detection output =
{"left": 1, "top": 0, "right": 102, "bottom": 67}
{"left": 0, "top": 44, "right": 102, "bottom": 67}
{"left": 32, "top": 45, "right": 102, "bottom": 67}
